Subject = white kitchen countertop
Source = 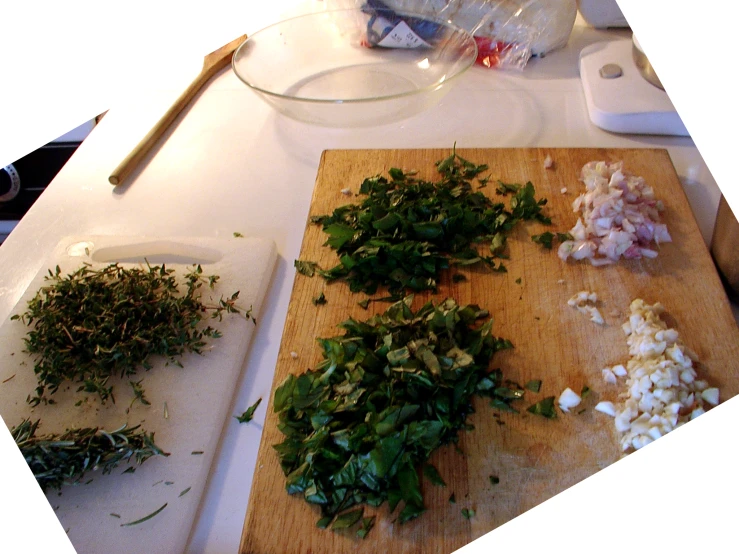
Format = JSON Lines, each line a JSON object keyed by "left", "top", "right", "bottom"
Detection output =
{"left": 1, "top": 2, "right": 735, "bottom": 552}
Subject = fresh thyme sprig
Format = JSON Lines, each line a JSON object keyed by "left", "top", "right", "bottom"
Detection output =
{"left": 12, "top": 262, "right": 254, "bottom": 405}
{"left": 10, "top": 418, "right": 169, "bottom": 492}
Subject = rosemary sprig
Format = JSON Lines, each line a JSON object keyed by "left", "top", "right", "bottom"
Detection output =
{"left": 12, "top": 262, "right": 254, "bottom": 405}
{"left": 10, "top": 419, "right": 169, "bottom": 492}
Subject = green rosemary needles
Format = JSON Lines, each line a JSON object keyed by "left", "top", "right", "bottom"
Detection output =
{"left": 10, "top": 419, "right": 168, "bottom": 492}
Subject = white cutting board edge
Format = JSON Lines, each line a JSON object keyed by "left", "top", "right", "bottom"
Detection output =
{"left": 0, "top": 235, "right": 277, "bottom": 554}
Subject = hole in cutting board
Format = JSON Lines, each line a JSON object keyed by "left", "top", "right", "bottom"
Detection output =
{"left": 89, "top": 240, "right": 223, "bottom": 264}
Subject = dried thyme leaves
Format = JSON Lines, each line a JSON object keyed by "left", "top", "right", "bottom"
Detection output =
{"left": 12, "top": 262, "right": 253, "bottom": 405}
{"left": 272, "top": 296, "right": 519, "bottom": 531}
{"left": 300, "top": 149, "right": 550, "bottom": 297}
{"left": 10, "top": 419, "right": 168, "bottom": 492}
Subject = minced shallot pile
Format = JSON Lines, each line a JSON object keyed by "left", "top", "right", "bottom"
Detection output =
{"left": 558, "top": 161, "right": 672, "bottom": 266}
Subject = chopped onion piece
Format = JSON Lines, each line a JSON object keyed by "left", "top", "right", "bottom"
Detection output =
{"left": 568, "top": 290, "right": 604, "bottom": 324}
{"left": 595, "top": 401, "right": 616, "bottom": 416}
{"left": 612, "top": 364, "right": 627, "bottom": 377}
{"left": 558, "top": 387, "right": 582, "bottom": 413}
{"left": 701, "top": 388, "right": 719, "bottom": 406}
{"left": 602, "top": 368, "right": 617, "bottom": 385}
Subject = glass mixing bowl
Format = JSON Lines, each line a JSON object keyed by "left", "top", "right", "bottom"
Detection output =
{"left": 232, "top": 8, "right": 478, "bottom": 127}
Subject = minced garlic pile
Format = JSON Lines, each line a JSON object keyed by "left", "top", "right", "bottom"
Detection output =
{"left": 595, "top": 299, "right": 719, "bottom": 451}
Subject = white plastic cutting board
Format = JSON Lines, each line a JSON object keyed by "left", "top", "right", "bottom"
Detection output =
{"left": 0, "top": 235, "right": 277, "bottom": 554}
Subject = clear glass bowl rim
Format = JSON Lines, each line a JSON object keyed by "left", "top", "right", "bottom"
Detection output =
{"left": 231, "top": 7, "right": 479, "bottom": 105}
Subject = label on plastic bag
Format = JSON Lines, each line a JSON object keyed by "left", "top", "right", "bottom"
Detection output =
{"left": 376, "top": 20, "right": 431, "bottom": 49}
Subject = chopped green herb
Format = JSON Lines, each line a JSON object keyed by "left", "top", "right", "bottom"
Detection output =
{"left": 423, "top": 464, "right": 447, "bottom": 487}
{"left": 294, "top": 260, "right": 320, "bottom": 277}
{"left": 316, "top": 516, "right": 332, "bottom": 529}
{"left": 493, "top": 386, "right": 524, "bottom": 401}
{"left": 495, "top": 181, "right": 521, "bottom": 195}
{"left": 120, "top": 503, "right": 167, "bottom": 527}
{"left": 461, "top": 508, "right": 475, "bottom": 519}
{"left": 526, "top": 396, "right": 557, "bottom": 419}
{"left": 110, "top": 513, "right": 121, "bottom": 519}
{"left": 490, "top": 398, "right": 519, "bottom": 413}
{"left": 179, "top": 486, "right": 191, "bottom": 497}
{"left": 490, "top": 232, "right": 506, "bottom": 255}
{"left": 191, "top": 451, "right": 204, "bottom": 456}
{"left": 449, "top": 493, "right": 456, "bottom": 504}
{"left": 236, "top": 398, "right": 263, "bottom": 423}
{"left": 581, "top": 385, "right": 591, "bottom": 399}
{"left": 10, "top": 419, "right": 168, "bottom": 492}
{"left": 524, "top": 380, "right": 542, "bottom": 393}
{"left": 308, "top": 148, "right": 550, "bottom": 296}
{"left": 452, "top": 274, "right": 467, "bottom": 283}
{"left": 273, "top": 296, "right": 514, "bottom": 529}
{"left": 233, "top": 232, "right": 244, "bottom": 238}
{"left": 531, "top": 231, "right": 555, "bottom": 249}
{"left": 357, "top": 298, "right": 371, "bottom": 309}
{"left": 532, "top": 232, "right": 574, "bottom": 250}
{"left": 165, "top": 481, "right": 174, "bottom": 485}
{"left": 357, "top": 516, "right": 375, "bottom": 539}
{"left": 122, "top": 467, "right": 136, "bottom": 475}
{"left": 312, "top": 292, "right": 327, "bottom": 306}
{"left": 515, "top": 277, "right": 522, "bottom": 284}
{"left": 331, "top": 508, "right": 363, "bottom": 530}
{"left": 12, "top": 262, "right": 251, "bottom": 405}
{"left": 489, "top": 475, "right": 500, "bottom": 485}
{"left": 509, "top": 182, "right": 551, "bottom": 224}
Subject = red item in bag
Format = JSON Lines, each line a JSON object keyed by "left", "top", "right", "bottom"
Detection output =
{"left": 474, "top": 36, "right": 518, "bottom": 68}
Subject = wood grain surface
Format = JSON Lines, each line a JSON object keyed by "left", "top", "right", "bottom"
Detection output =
{"left": 240, "top": 148, "right": 739, "bottom": 554}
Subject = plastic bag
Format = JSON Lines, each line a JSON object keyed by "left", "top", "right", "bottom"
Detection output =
{"left": 329, "top": 0, "right": 577, "bottom": 70}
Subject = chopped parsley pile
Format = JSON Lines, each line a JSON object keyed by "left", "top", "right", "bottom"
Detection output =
{"left": 281, "top": 149, "right": 557, "bottom": 536}
{"left": 272, "top": 296, "right": 519, "bottom": 531}
{"left": 298, "top": 148, "right": 550, "bottom": 297}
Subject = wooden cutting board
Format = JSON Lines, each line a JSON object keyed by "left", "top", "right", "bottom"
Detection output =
{"left": 0, "top": 235, "right": 277, "bottom": 554}
{"left": 240, "top": 148, "right": 739, "bottom": 554}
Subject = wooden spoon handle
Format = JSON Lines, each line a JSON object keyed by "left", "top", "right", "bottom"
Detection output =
{"left": 108, "top": 72, "right": 210, "bottom": 186}
{"left": 109, "top": 35, "right": 247, "bottom": 186}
